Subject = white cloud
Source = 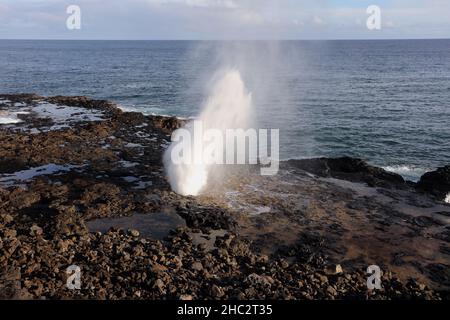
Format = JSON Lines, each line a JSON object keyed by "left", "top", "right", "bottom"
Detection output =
{"left": 313, "top": 15, "right": 324, "bottom": 25}
{"left": 1, "top": 0, "right": 450, "bottom": 39}
{"left": 147, "top": 0, "right": 237, "bottom": 8}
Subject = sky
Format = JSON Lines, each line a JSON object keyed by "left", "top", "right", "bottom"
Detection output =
{"left": 0, "top": 0, "right": 449, "bottom": 40}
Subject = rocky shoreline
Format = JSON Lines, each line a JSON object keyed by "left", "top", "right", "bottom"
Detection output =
{"left": 0, "top": 94, "right": 449, "bottom": 300}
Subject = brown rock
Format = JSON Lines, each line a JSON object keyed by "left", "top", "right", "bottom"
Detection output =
{"left": 129, "top": 229, "right": 140, "bottom": 237}
{"left": 325, "top": 264, "right": 343, "bottom": 275}
{"left": 30, "top": 225, "right": 43, "bottom": 236}
{"left": 211, "top": 284, "right": 225, "bottom": 298}
{"left": 191, "top": 262, "right": 203, "bottom": 271}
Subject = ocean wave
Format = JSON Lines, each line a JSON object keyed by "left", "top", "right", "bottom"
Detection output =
{"left": 0, "top": 110, "right": 29, "bottom": 124}
{"left": 382, "top": 165, "right": 429, "bottom": 181}
{"left": 445, "top": 193, "right": 450, "bottom": 204}
{"left": 117, "top": 104, "right": 194, "bottom": 120}
{"left": 117, "top": 104, "right": 139, "bottom": 113}
{"left": 0, "top": 115, "right": 22, "bottom": 124}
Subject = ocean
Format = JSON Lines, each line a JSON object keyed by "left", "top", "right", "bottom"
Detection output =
{"left": 0, "top": 39, "right": 449, "bottom": 181}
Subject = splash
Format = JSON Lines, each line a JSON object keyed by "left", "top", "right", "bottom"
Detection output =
{"left": 382, "top": 165, "right": 428, "bottom": 182}
{"left": 445, "top": 193, "right": 450, "bottom": 204}
{"left": 163, "top": 69, "right": 252, "bottom": 196}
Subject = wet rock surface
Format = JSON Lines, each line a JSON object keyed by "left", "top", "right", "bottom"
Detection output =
{"left": 285, "top": 157, "right": 406, "bottom": 188}
{"left": 416, "top": 166, "right": 450, "bottom": 199}
{"left": 0, "top": 94, "right": 449, "bottom": 300}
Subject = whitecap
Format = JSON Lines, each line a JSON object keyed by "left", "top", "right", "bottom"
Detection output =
{"left": 382, "top": 165, "right": 428, "bottom": 182}
{"left": 116, "top": 104, "right": 139, "bottom": 113}
{"left": 0, "top": 111, "right": 29, "bottom": 124}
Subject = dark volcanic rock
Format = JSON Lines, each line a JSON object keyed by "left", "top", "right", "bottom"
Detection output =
{"left": 416, "top": 166, "right": 450, "bottom": 199}
{"left": 286, "top": 157, "right": 405, "bottom": 188}
{"left": 47, "top": 95, "right": 120, "bottom": 115}
{"left": 0, "top": 94, "right": 447, "bottom": 301}
{"left": 149, "top": 115, "right": 187, "bottom": 132}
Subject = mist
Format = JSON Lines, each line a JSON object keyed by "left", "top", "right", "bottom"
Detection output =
{"left": 163, "top": 41, "right": 297, "bottom": 196}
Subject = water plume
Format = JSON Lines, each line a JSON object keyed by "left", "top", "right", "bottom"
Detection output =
{"left": 163, "top": 69, "right": 252, "bottom": 196}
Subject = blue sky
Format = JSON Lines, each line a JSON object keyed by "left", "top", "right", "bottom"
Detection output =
{"left": 0, "top": 0, "right": 449, "bottom": 40}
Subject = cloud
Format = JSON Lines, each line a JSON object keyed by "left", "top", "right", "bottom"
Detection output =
{"left": 147, "top": 0, "right": 237, "bottom": 9}
{"left": 313, "top": 15, "right": 325, "bottom": 25}
{"left": 0, "top": 0, "right": 449, "bottom": 39}
{"left": 0, "top": 3, "right": 10, "bottom": 14}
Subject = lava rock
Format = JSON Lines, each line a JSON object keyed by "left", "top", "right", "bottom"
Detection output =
{"left": 211, "top": 284, "right": 225, "bottom": 298}
{"left": 416, "top": 165, "right": 450, "bottom": 199}
{"left": 286, "top": 157, "right": 405, "bottom": 188}
{"left": 325, "top": 264, "right": 343, "bottom": 275}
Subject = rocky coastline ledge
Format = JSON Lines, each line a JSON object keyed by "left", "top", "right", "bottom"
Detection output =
{"left": 0, "top": 94, "right": 449, "bottom": 300}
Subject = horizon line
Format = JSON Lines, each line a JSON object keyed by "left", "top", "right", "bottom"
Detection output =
{"left": 1, "top": 38, "right": 450, "bottom": 42}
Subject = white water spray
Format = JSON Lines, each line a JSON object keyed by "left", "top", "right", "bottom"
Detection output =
{"left": 163, "top": 69, "right": 252, "bottom": 196}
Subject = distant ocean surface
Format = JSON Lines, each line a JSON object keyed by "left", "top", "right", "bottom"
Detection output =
{"left": 1, "top": 39, "right": 449, "bottom": 181}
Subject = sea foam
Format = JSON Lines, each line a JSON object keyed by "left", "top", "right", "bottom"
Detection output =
{"left": 382, "top": 165, "right": 428, "bottom": 182}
